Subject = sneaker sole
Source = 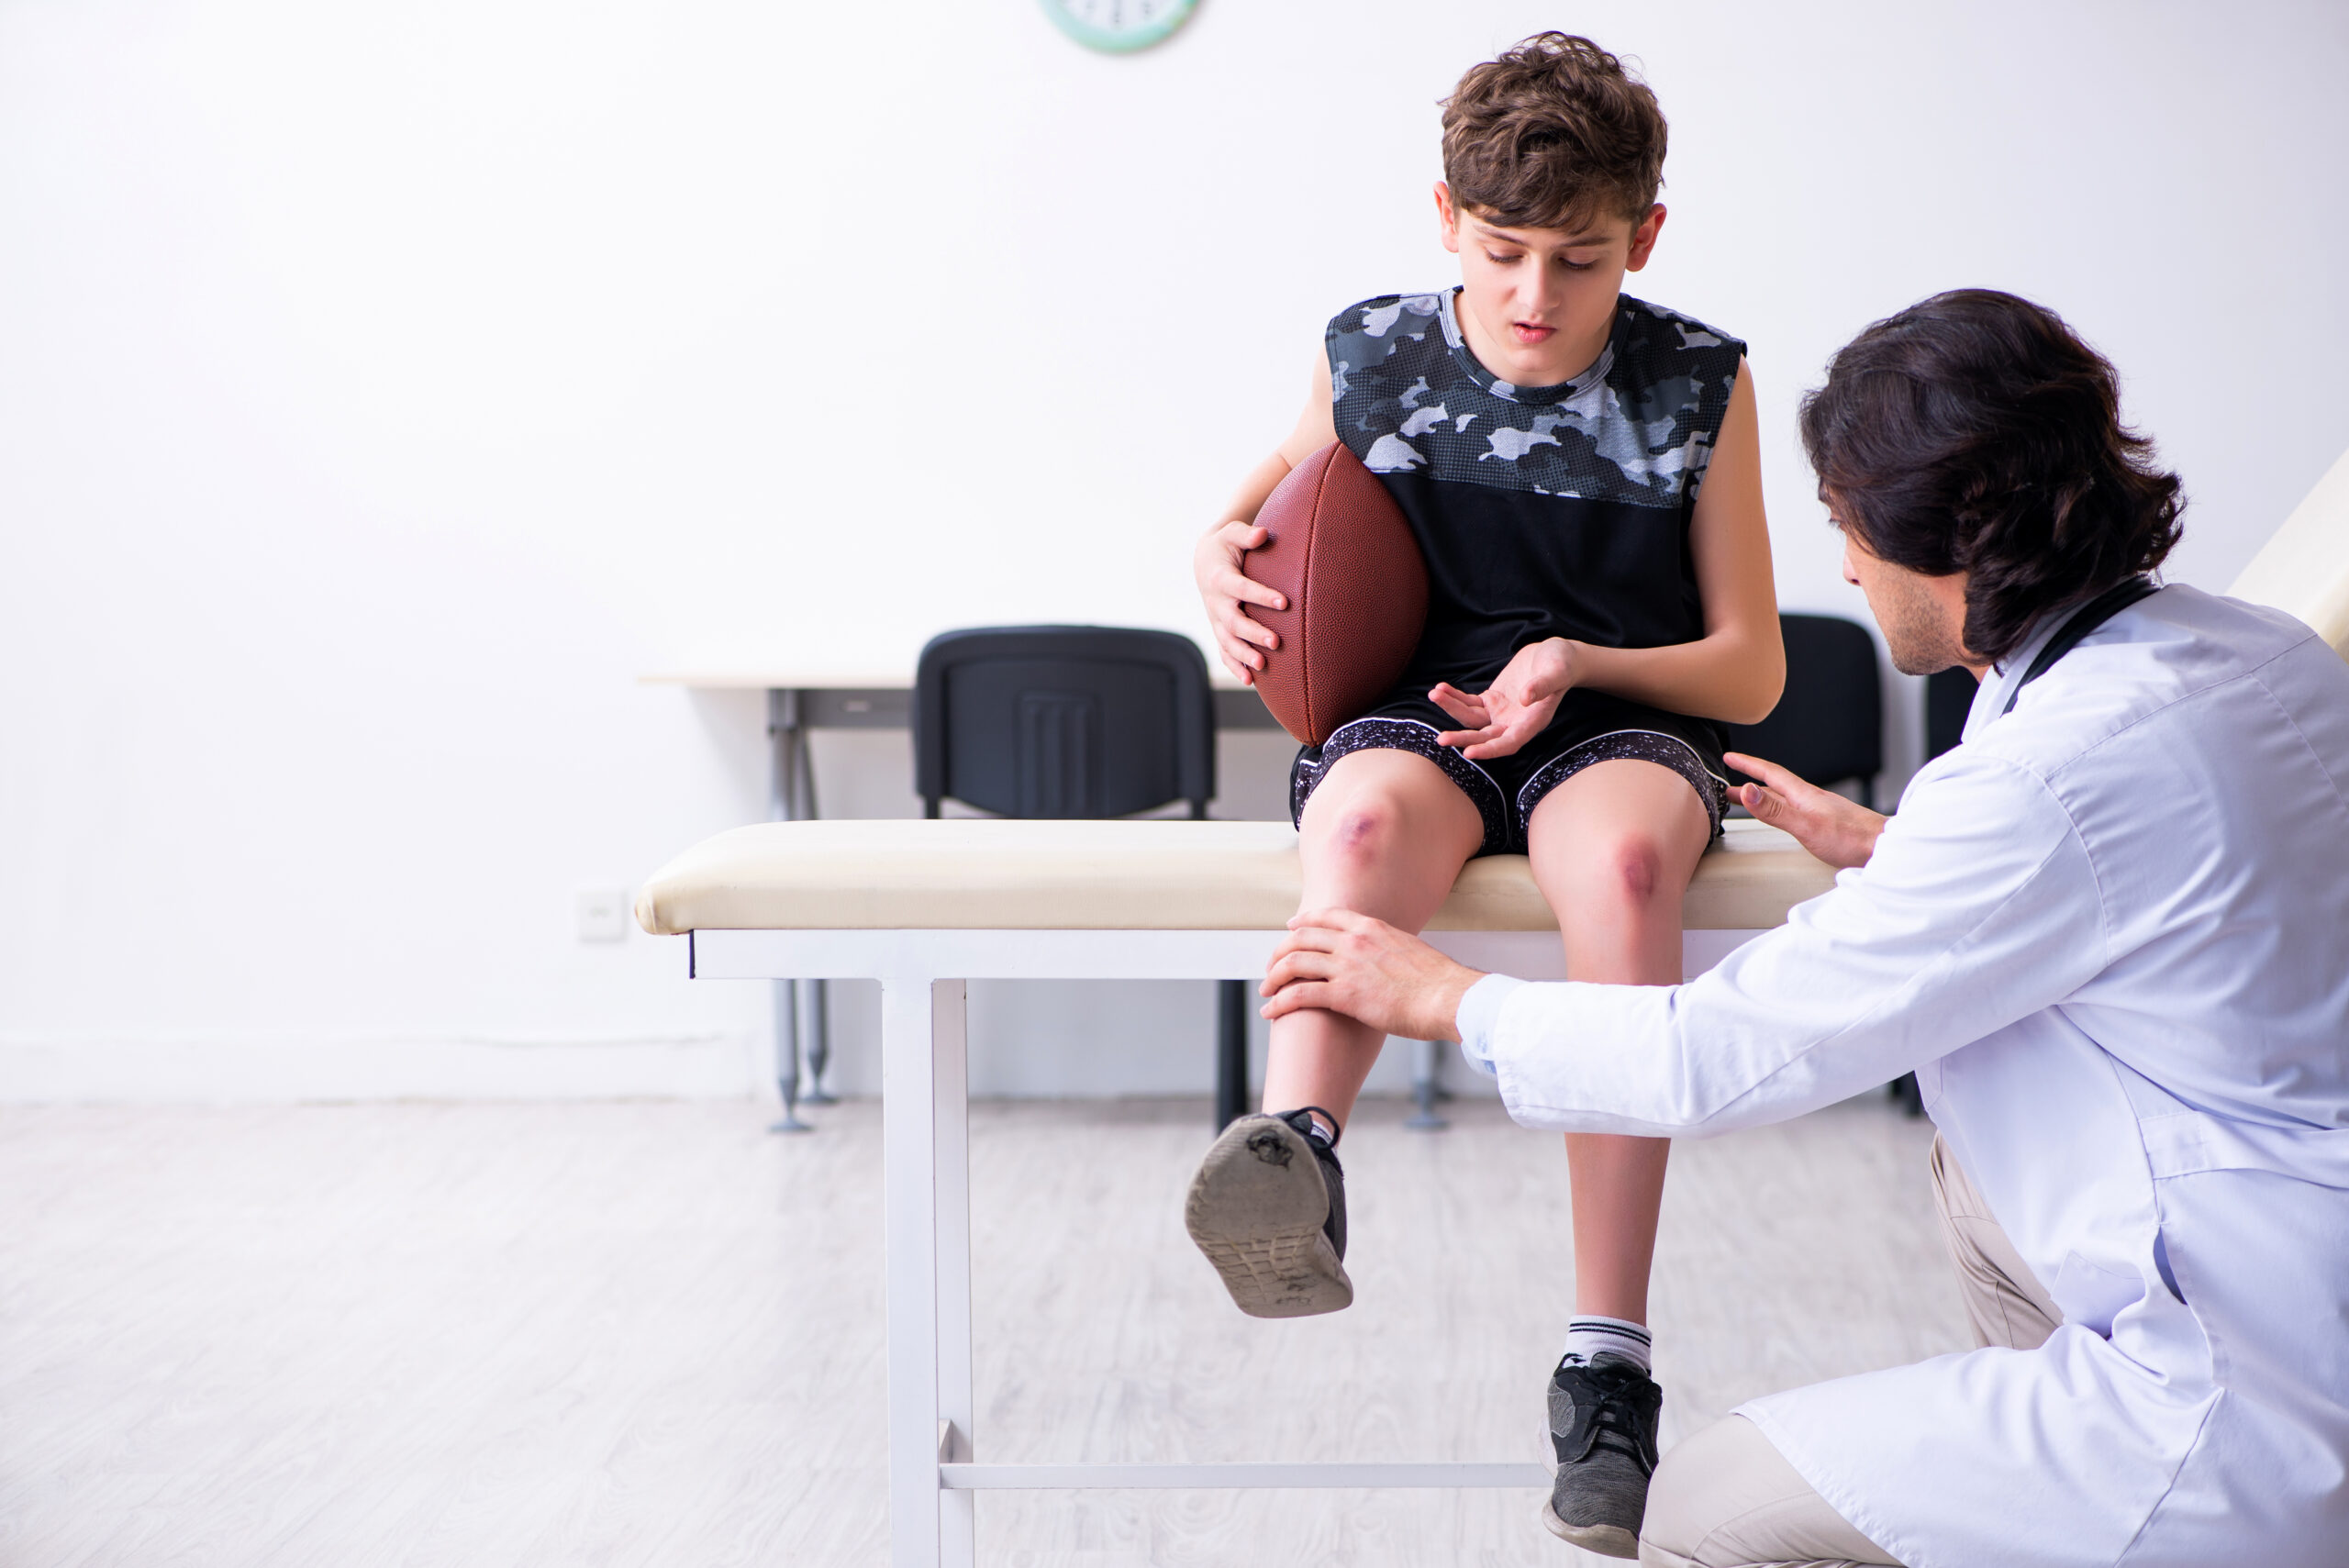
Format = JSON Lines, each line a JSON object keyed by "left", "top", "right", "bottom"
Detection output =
{"left": 1184, "top": 1115, "right": 1352, "bottom": 1318}
{"left": 1539, "top": 1414, "right": 1644, "bottom": 1560}
{"left": 1540, "top": 1500, "right": 1639, "bottom": 1559}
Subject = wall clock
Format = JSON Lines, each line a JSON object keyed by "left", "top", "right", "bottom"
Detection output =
{"left": 1039, "top": 0, "right": 1199, "bottom": 53}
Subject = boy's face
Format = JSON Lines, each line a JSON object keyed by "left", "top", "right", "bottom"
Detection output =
{"left": 1435, "top": 183, "right": 1663, "bottom": 387}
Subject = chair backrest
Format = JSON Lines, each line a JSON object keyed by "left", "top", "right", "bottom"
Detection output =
{"left": 913, "top": 626, "right": 1216, "bottom": 820}
{"left": 1923, "top": 666, "right": 1975, "bottom": 764}
{"left": 1720, "top": 613, "right": 1883, "bottom": 807}
{"left": 2228, "top": 445, "right": 2349, "bottom": 662}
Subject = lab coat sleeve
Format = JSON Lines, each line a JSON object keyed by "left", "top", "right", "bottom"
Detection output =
{"left": 1464, "top": 750, "right": 2110, "bottom": 1136}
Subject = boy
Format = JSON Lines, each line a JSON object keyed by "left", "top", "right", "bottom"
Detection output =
{"left": 1186, "top": 34, "right": 1781, "bottom": 1555}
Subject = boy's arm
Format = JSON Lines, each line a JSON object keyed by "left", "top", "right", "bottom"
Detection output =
{"left": 1565, "top": 361, "right": 1784, "bottom": 722}
{"left": 1194, "top": 350, "right": 1340, "bottom": 684}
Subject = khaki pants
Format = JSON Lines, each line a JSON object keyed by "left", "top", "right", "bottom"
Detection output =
{"left": 1639, "top": 1135, "right": 2057, "bottom": 1568}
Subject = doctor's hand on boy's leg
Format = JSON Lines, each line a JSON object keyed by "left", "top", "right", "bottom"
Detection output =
{"left": 1261, "top": 908, "right": 1486, "bottom": 1043}
{"left": 1725, "top": 751, "right": 1887, "bottom": 870}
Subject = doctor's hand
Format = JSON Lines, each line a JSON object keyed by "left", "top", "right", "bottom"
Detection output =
{"left": 1431, "top": 639, "right": 1577, "bottom": 759}
{"left": 1725, "top": 751, "right": 1887, "bottom": 871}
{"left": 1262, "top": 909, "right": 1486, "bottom": 1042}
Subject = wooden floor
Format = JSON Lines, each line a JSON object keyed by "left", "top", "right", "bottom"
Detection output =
{"left": 0, "top": 1095, "right": 1965, "bottom": 1567}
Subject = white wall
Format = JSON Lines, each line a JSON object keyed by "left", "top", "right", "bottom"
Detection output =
{"left": 4, "top": 0, "right": 2344, "bottom": 1101}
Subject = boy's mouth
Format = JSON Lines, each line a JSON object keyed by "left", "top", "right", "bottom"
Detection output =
{"left": 1509, "top": 321, "right": 1556, "bottom": 346}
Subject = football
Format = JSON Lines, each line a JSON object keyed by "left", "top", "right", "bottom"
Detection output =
{"left": 1243, "top": 441, "right": 1430, "bottom": 747}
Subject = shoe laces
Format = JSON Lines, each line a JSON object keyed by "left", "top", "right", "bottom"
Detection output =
{"left": 1553, "top": 1358, "right": 1662, "bottom": 1476}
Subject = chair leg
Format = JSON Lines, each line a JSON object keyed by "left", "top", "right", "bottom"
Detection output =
{"left": 1405, "top": 1038, "right": 1449, "bottom": 1130}
{"left": 1215, "top": 980, "right": 1249, "bottom": 1129}
{"left": 1890, "top": 1072, "right": 1925, "bottom": 1118}
{"left": 769, "top": 978, "right": 811, "bottom": 1134}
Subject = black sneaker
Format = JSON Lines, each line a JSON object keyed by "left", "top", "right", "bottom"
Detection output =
{"left": 1183, "top": 1108, "right": 1350, "bottom": 1318}
{"left": 1541, "top": 1352, "right": 1663, "bottom": 1558}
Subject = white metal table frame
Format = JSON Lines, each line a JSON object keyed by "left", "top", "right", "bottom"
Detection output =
{"left": 688, "top": 921, "right": 1760, "bottom": 1568}
{"left": 755, "top": 682, "right": 1285, "bottom": 1129}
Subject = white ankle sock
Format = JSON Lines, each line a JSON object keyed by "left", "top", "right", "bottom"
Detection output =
{"left": 1560, "top": 1316, "right": 1653, "bottom": 1373}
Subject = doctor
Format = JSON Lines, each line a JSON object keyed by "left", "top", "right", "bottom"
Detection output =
{"left": 1263, "top": 289, "right": 2349, "bottom": 1568}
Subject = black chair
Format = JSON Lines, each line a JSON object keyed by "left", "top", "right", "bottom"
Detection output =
{"left": 912, "top": 627, "right": 1249, "bottom": 1127}
{"left": 1924, "top": 666, "right": 1974, "bottom": 765}
{"left": 1720, "top": 613, "right": 1884, "bottom": 808}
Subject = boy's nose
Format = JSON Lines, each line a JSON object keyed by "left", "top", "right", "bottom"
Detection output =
{"left": 1520, "top": 265, "right": 1565, "bottom": 318}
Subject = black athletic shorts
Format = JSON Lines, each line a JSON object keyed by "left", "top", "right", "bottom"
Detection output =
{"left": 1287, "top": 686, "right": 1729, "bottom": 858}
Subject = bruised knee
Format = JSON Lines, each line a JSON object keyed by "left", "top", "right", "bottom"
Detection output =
{"left": 1315, "top": 799, "right": 1405, "bottom": 870}
{"left": 1602, "top": 832, "right": 1667, "bottom": 907}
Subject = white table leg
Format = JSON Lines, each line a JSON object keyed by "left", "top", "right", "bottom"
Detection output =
{"left": 934, "top": 980, "right": 974, "bottom": 1567}
{"left": 883, "top": 973, "right": 974, "bottom": 1568}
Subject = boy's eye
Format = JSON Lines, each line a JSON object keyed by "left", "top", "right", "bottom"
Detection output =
{"left": 1485, "top": 250, "right": 1521, "bottom": 264}
{"left": 1559, "top": 258, "right": 1598, "bottom": 272}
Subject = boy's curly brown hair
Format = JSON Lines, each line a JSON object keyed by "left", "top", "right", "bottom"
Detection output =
{"left": 1800, "top": 289, "right": 2186, "bottom": 665}
{"left": 1441, "top": 33, "right": 1666, "bottom": 231}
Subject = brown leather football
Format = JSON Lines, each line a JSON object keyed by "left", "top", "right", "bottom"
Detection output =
{"left": 1243, "top": 441, "right": 1430, "bottom": 747}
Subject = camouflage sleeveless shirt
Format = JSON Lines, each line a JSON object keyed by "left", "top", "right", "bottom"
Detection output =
{"left": 1326, "top": 289, "right": 1746, "bottom": 694}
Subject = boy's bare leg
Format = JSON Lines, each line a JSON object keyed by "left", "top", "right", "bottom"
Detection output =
{"left": 1524, "top": 757, "right": 1710, "bottom": 1549}
{"left": 1186, "top": 746, "right": 1480, "bottom": 1320}
{"left": 1261, "top": 747, "right": 1486, "bottom": 1124}
{"left": 1524, "top": 758, "right": 1711, "bottom": 1322}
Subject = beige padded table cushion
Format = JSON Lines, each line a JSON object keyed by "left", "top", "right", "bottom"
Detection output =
{"left": 633, "top": 817, "right": 1835, "bottom": 935}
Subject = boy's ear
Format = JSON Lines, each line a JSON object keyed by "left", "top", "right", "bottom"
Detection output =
{"left": 1434, "top": 182, "right": 1462, "bottom": 253}
{"left": 1625, "top": 205, "right": 1667, "bottom": 272}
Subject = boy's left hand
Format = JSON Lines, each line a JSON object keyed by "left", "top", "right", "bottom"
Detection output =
{"left": 1431, "top": 639, "right": 1577, "bottom": 759}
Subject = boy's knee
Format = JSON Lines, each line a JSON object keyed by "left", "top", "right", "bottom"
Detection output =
{"left": 1602, "top": 832, "right": 1666, "bottom": 906}
{"left": 1310, "top": 795, "right": 1407, "bottom": 866}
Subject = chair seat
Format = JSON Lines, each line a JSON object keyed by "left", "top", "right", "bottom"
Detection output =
{"left": 633, "top": 817, "right": 1836, "bottom": 935}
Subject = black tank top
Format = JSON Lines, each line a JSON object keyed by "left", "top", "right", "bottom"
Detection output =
{"left": 1327, "top": 289, "right": 1746, "bottom": 693}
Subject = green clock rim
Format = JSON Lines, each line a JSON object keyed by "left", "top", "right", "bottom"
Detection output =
{"left": 1040, "top": 0, "right": 1198, "bottom": 54}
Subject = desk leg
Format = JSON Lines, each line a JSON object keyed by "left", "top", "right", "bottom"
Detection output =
{"left": 883, "top": 974, "right": 973, "bottom": 1568}
{"left": 767, "top": 690, "right": 811, "bottom": 1133}
{"left": 797, "top": 720, "right": 836, "bottom": 1105}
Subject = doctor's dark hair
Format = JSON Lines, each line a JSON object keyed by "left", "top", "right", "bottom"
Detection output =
{"left": 1442, "top": 34, "right": 1666, "bottom": 230}
{"left": 1800, "top": 290, "right": 2185, "bottom": 665}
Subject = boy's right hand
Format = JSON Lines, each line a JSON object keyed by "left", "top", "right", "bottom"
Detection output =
{"left": 1195, "top": 519, "right": 1286, "bottom": 684}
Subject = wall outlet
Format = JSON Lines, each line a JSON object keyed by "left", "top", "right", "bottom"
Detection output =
{"left": 576, "top": 888, "right": 630, "bottom": 943}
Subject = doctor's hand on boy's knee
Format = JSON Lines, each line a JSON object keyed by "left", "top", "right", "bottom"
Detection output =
{"left": 1726, "top": 751, "right": 1887, "bottom": 870}
{"left": 1263, "top": 908, "right": 1486, "bottom": 1042}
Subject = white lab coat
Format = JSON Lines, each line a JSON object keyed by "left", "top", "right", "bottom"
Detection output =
{"left": 1459, "top": 585, "right": 2349, "bottom": 1568}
